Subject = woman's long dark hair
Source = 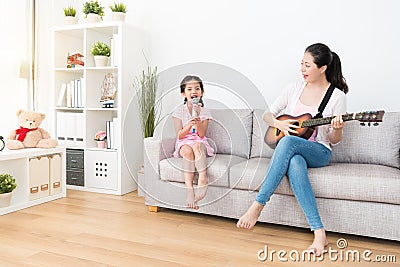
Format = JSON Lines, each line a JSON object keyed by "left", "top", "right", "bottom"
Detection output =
{"left": 305, "top": 43, "right": 349, "bottom": 94}
{"left": 180, "top": 75, "right": 205, "bottom": 106}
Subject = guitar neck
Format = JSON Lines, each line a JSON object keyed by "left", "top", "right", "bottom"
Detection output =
{"left": 302, "top": 113, "right": 355, "bottom": 128}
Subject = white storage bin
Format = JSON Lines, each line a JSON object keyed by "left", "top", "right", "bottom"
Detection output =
{"left": 29, "top": 156, "right": 50, "bottom": 200}
{"left": 49, "top": 154, "right": 62, "bottom": 195}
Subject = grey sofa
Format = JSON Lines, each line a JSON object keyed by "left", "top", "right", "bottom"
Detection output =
{"left": 144, "top": 109, "right": 400, "bottom": 241}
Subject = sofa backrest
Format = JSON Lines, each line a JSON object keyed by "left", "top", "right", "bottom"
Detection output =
{"left": 207, "top": 109, "right": 253, "bottom": 158}
{"left": 250, "top": 109, "right": 275, "bottom": 158}
{"left": 330, "top": 111, "right": 399, "bottom": 169}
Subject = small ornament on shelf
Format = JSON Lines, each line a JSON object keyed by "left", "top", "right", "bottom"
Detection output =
{"left": 67, "top": 53, "right": 84, "bottom": 68}
{"left": 100, "top": 73, "right": 117, "bottom": 108}
{"left": 94, "top": 130, "right": 106, "bottom": 149}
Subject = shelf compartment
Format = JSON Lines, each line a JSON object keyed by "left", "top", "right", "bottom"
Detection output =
{"left": 53, "top": 29, "right": 84, "bottom": 69}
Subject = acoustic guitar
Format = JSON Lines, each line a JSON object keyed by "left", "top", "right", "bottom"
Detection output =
{"left": 264, "top": 110, "right": 385, "bottom": 148}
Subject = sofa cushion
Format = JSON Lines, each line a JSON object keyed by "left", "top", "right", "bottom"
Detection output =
{"left": 159, "top": 154, "right": 247, "bottom": 187}
{"left": 331, "top": 112, "right": 400, "bottom": 169}
{"left": 250, "top": 109, "right": 275, "bottom": 158}
{"left": 230, "top": 158, "right": 400, "bottom": 205}
{"left": 207, "top": 109, "right": 253, "bottom": 158}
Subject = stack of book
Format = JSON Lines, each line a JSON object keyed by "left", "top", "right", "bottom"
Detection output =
{"left": 57, "top": 78, "right": 85, "bottom": 108}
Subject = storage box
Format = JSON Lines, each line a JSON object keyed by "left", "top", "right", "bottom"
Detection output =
{"left": 49, "top": 154, "right": 62, "bottom": 195}
{"left": 66, "top": 170, "right": 84, "bottom": 186}
{"left": 66, "top": 149, "right": 84, "bottom": 169}
{"left": 29, "top": 156, "right": 50, "bottom": 200}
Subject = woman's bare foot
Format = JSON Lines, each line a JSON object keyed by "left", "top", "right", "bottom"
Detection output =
{"left": 186, "top": 187, "right": 198, "bottom": 209}
{"left": 236, "top": 201, "right": 264, "bottom": 229}
{"left": 307, "top": 228, "right": 328, "bottom": 256}
{"left": 195, "top": 176, "right": 208, "bottom": 202}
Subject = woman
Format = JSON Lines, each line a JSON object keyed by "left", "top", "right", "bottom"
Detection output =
{"left": 237, "top": 43, "right": 348, "bottom": 256}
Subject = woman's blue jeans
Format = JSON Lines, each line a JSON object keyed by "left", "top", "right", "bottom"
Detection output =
{"left": 255, "top": 136, "right": 331, "bottom": 230}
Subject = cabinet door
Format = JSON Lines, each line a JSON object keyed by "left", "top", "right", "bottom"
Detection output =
{"left": 85, "top": 150, "right": 118, "bottom": 190}
{"left": 29, "top": 157, "right": 50, "bottom": 200}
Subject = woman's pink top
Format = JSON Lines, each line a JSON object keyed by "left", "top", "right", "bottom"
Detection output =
{"left": 292, "top": 100, "right": 318, "bottom": 142}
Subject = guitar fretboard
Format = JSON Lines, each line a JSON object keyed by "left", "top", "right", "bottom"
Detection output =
{"left": 302, "top": 113, "right": 355, "bottom": 128}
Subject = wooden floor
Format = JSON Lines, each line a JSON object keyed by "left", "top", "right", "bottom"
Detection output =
{"left": 0, "top": 190, "right": 398, "bottom": 267}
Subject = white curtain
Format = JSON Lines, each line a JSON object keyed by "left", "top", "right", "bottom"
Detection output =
{"left": 0, "top": 0, "right": 34, "bottom": 138}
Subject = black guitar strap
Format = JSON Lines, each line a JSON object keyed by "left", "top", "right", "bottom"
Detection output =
{"left": 313, "top": 84, "right": 335, "bottom": 119}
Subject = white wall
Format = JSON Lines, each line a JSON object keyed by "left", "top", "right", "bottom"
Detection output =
{"left": 36, "top": 0, "right": 400, "bottom": 135}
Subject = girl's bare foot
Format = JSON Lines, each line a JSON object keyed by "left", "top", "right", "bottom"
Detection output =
{"left": 195, "top": 176, "right": 208, "bottom": 202}
{"left": 307, "top": 228, "right": 328, "bottom": 256}
{"left": 186, "top": 187, "right": 198, "bottom": 209}
{"left": 236, "top": 201, "right": 264, "bottom": 229}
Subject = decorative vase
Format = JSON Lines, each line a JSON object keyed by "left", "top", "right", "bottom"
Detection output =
{"left": 97, "top": 140, "right": 106, "bottom": 148}
{"left": 94, "top": 56, "right": 108, "bottom": 67}
{"left": 0, "top": 192, "right": 12, "bottom": 208}
{"left": 86, "top": 13, "right": 101, "bottom": 23}
{"left": 111, "top": 12, "right": 126, "bottom": 22}
{"left": 64, "top": 16, "right": 78, "bottom": 25}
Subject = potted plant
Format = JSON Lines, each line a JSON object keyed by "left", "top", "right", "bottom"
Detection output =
{"left": 83, "top": 0, "right": 105, "bottom": 23}
{"left": 91, "top": 41, "right": 110, "bottom": 67}
{"left": 133, "top": 66, "right": 161, "bottom": 138}
{"left": 133, "top": 66, "right": 161, "bottom": 196}
{"left": 0, "top": 173, "right": 17, "bottom": 208}
{"left": 94, "top": 130, "right": 107, "bottom": 148}
{"left": 110, "top": 2, "right": 127, "bottom": 21}
{"left": 63, "top": 6, "right": 78, "bottom": 25}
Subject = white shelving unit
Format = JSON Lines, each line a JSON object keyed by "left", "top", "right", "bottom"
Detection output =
{"left": 51, "top": 22, "right": 145, "bottom": 195}
{"left": 0, "top": 147, "right": 66, "bottom": 215}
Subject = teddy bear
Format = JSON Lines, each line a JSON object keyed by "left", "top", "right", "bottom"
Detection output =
{"left": 6, "top": 109, "right": 58, "bottom": 150}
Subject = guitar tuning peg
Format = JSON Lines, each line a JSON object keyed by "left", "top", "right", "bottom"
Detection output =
{"left": 360, "top": 122, "right": 366, "bottom": 126}
{"left": 373, "top": 122, "right": 379, "bottom": 126}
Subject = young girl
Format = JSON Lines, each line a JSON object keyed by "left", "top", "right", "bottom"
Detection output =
{"left": 172, "top": 75, "right": 214, "bottom": 210}
{"left": 237, "top": 43, "right": 348, "bottom": 256}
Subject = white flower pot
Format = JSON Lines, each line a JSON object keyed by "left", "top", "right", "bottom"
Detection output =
{"left": 64, "top": 16, "right": 78, "bottom": 25}
{"left": 0, "top": 192, "right": 12, "bottom": 208}
{"left": 111, "top": 12, "right": 126, "bottom": 22}
{"left": 86, "top": 13, "right": 101, "bottom": 23}
{"left": 94, "top": 55, "right": 109, "bottom": 67}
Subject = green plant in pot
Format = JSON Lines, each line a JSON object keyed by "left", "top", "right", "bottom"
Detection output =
{"left": 83, "top": 0, "right": 105, "bottom": 22}
{"left": 110, "top": 2, "right": 127, "bottom": 21}
{"left": 0, "top": 173, "right": 17, "bottom": 208}
{"left": 63, "top": 6, "right": 78, "bottom": 25}
{"left": 133, "top": 66, "right": 161, "bottom": 138}
{"left": 64, "top": 6, "right": 77, "bottom": 17}
{"left": 91, "top": 41, "right": 110, "bottom": 67}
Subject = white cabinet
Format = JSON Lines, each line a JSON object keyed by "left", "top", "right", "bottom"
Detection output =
{"left": 51, "top": 22, "right": 145, "bottom": 195}
{"left": 0, "top": 147, "right": 66, "bottom": 215}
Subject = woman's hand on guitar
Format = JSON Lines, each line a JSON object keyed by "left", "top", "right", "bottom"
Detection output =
{"left": 331, "top": 115, "right": 345, "bottom": 130}
{"left": 275, "top": 119, "right": 300, "bottom": 136}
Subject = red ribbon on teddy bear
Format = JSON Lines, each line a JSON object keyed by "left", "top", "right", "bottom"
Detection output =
{"left": 16, "top": 126, "right": 38, "bottom": 142}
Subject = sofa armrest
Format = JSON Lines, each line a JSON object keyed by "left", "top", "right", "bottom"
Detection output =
{"left": 144, "top": 137, "right": 175, "bottom": 174}
{"left": 144, "top": 137, "right": 176, "bottom": 205}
